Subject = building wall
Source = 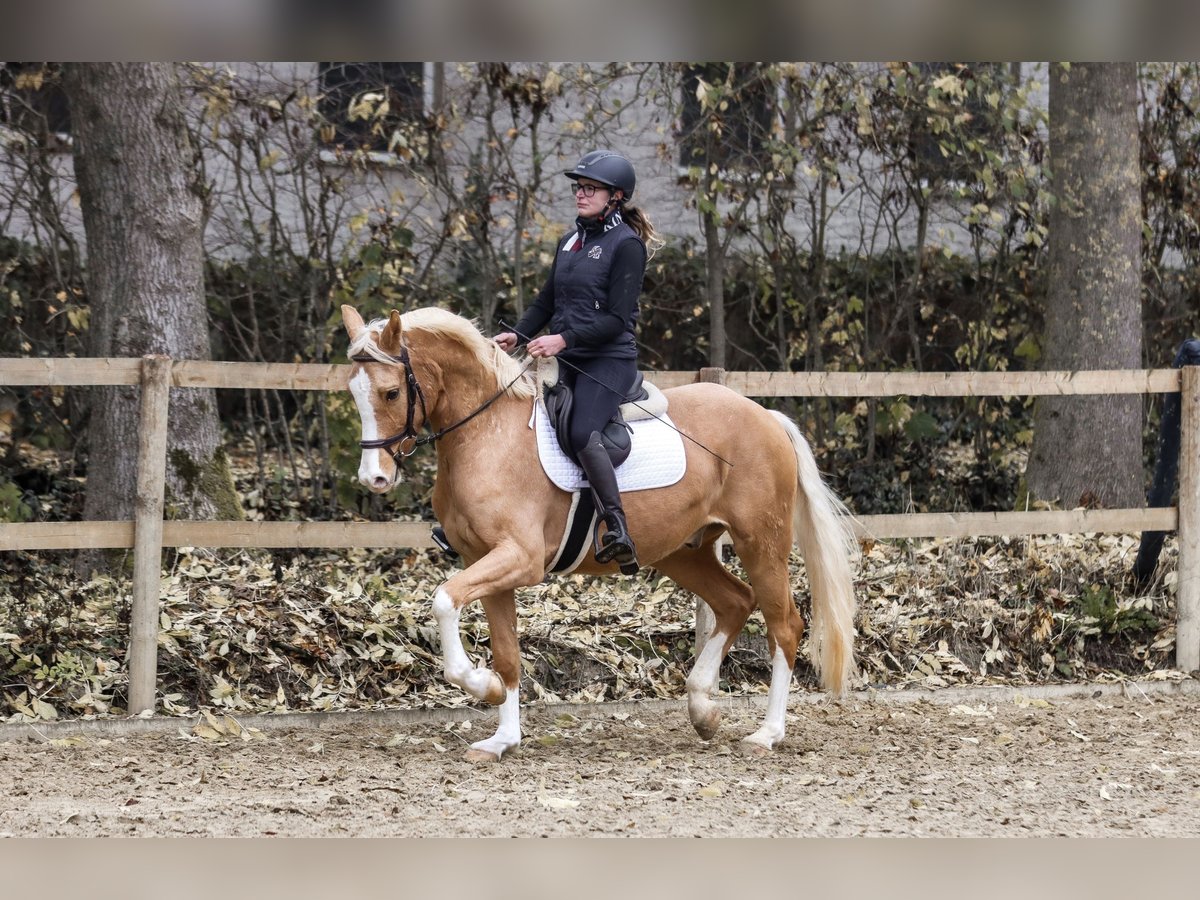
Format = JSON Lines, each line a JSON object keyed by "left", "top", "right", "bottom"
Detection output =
{"left": 0, "top": 62, "right": 1049, "bottom": 270}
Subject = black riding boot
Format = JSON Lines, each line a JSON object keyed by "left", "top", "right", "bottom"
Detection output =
{"left": 431, "top": 524, "right": 459, "bottom": 561}
{"left": 576, "top": 431, "right": 639, "bottom": 575}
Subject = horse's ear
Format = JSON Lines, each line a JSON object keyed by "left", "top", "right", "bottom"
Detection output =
{"left": 378, "top": 309, "right": 404, "bottom": 355}
{"left": 341, "top": 305, "right": 366, "bottom": 343}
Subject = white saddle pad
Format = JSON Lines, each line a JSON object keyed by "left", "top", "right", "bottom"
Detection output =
{"left": 532, "top": 399, "right": 686, "bottom": 493}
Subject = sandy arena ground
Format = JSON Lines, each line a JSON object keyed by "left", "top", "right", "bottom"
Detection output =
{"left": 2, "top": 683, "right": 1198, "bottom": 837}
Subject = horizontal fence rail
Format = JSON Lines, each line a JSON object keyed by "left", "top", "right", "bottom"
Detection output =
{"left": 2, "top": 520, "right": 440, "bottom": 551}
{"left": 2, "top": 356, "right": 1197, "bottom": 708}
{"left": 0, "top": 509, "right": 1181, "bottom": 551}
{"left": 0, "top": 357, "right": 1183, "bottom": 395}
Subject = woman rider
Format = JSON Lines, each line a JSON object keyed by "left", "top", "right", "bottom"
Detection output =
{"left": 495, "top": 149, "right": 661, "bottom": 574}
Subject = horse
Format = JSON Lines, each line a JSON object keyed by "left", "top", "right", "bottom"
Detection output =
{"left": 341, "top": 304, "right": 856, "bottom": 761}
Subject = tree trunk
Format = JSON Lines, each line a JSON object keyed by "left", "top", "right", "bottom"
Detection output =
{"left": 64, "top": 63, "right": 241, "bottom": 565}
{"left": 1025, "top": 63, "right": 1144, "bottom": 509}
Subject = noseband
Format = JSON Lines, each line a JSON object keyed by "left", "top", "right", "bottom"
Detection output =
{"left": 353, "top": 343, "right": 533, "bottom": 467}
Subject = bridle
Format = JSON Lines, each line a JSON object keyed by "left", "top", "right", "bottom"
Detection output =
{"left": 352, "top": 342, "right": 533, "bottom": 467}
{"left": 353, "top": 344, "right": 429, "bottom": 464}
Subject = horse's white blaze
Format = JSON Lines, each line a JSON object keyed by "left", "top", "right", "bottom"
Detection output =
{"left": 432, "top": 587, "right": 495, "bottom": 699}
{"left": 470, "top": 685, "right": 521, "bottom": 759}
{"left": 744, "top": 646, "right": 793, "bottom": 750}
{"left": 349, "top": 368, "right": 388, "bottom": 486}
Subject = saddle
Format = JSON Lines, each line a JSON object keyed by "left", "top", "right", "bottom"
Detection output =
{"left": 538, "top": 359, "right": 666, "bottom": 467}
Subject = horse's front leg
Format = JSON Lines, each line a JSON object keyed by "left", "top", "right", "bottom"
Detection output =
{"left": 432, "top": 542, "right": 540, "bottom": 760}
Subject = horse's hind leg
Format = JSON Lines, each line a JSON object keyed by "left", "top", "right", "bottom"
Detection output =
{"left": 463, "top": 589, "right": 522, "bottom": 763}
{"left": 654, "top": 544, "right": 755, "bottom": 741}
{"left": 737, "top": 540, "right": 804, "bottom": 752}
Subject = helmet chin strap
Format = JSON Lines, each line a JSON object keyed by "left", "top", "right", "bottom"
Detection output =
{"left": 601, "top": 191, "right": 625, "bottom": 217}
{"left": 577, "top": 193, "right": 624, "bottom": 230}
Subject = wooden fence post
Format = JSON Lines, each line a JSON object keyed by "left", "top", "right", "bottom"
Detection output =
{"left": 695, "top": 367, "right": 727, "bottom": 655}
{"left": 128, "top": 355, "right": 171, "bottom": 715}
{"left": 1177, "top": 365, "right": 1200, "bottom": 672}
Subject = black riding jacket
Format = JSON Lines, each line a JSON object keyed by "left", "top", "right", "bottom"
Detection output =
{"left": 512, "top": 208, "right": 646, "bottom": 361}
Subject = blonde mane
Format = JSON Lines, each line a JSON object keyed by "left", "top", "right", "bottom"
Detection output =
{"left": 348, "top": 307, "right": 537, "bottom": 400}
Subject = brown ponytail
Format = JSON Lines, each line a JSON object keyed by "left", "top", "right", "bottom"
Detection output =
{"left": 622, "top": 205, "right": 665, "bottom": 259}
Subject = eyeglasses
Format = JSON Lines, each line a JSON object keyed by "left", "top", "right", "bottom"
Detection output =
{"left": 571, "top": 182, "right": 608, "bottom": 198}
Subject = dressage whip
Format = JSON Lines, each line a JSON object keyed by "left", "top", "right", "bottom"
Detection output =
{"left": 498, "top": 320, "right": 734, "bottom": 468}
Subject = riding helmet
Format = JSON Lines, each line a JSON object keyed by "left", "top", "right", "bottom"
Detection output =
{"left": 564, "top": 150, "right": 636, "bottom": 201}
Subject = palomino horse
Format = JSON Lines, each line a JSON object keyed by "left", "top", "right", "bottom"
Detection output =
{"left": 342, "top": 304, "right": 856, "bottom": 761}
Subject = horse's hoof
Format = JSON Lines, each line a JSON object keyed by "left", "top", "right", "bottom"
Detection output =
{"left": 464, "top": 748, "right": 501, "bottom": 764}
{"left": 690, "top": 706, "right": 722, "bottom": 741}
{"left": 740, "top": 738, "right": 773, "bottom": 757}
{"left": 741, "top": 727, "right": 780, "bottom": 755}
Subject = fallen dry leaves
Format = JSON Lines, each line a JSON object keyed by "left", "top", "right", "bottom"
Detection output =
{"left": 0, "top": 529, "right": 1189, "bottom": 724}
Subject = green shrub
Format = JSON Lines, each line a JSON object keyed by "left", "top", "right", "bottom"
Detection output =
{"left": 0, "top": 480, "right": 30, "bottom": 522}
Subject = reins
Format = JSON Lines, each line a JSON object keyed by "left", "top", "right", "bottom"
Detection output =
{"left": 352, "top": 344, "right": 533, "bottom": 466}
{"left": 498, "top": 320, "right": 734, "bottom": 469}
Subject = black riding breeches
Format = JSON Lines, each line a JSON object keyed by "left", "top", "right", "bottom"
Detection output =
{"left": 562, "top": 355, "right": 639, "bottom": 461}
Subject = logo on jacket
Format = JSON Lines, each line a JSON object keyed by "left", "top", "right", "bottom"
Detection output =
{"left": 588, "top": 246, "right": 603, "bottom": 259}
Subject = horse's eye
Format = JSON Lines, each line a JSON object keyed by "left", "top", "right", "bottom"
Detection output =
{"left": 386, "top": 389, "right": 400, "bottom": 402}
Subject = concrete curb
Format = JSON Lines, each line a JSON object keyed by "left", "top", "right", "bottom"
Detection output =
{"left": 2, "top": 677, "right": 1195, "bottom": 742}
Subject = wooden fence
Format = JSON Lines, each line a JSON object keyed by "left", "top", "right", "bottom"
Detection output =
{"left": 1, "top": 356, "right": 1196, "bottom": 714}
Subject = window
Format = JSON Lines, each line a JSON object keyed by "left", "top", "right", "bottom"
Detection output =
{"left": 678, "top": 63, "right": 774, "bottom": 171}
{"left": 0, "top": 62, "right": 71, "bottom": 149}
{"left": 318, "top": 62, "right": 425, "bottom": 154}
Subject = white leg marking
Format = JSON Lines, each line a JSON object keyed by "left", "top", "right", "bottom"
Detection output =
{"left": 433, "top": 587, "right": 497, "bottom": 700}
{"left": 349, "top": 368, "right": 388, "bottom": 487}
{"left": 686, "top": 629, "right": 727, "bottom": 702}
{"left": 686, "top": 629, "right": 727, "bottom": 736}
{"left": 469, "top": 685, "right": 521, "bottom": 759}
{"left": 744, "top": 646, "right": 794, "bottom": 750}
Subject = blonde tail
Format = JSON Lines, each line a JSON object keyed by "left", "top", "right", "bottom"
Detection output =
{"left": 769, "top": 411, "right": 857, "bottom": 696}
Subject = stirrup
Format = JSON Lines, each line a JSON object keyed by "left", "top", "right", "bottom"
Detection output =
{"left": 594, "top": 522, "right": 639, "bottom": 575}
